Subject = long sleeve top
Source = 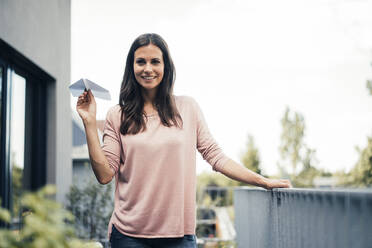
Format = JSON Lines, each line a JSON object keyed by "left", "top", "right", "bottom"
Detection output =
{"left": 102, "top": 95, "right": 229, "bottom": 239}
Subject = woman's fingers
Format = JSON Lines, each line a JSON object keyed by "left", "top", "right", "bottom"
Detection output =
{"left": 87, "top": 89, "right": 95, "bottom": 103}
{"left": 78, "top": 94, "right": 86, "bottom": 101}
{"left": 282, "top": 179, "right": 292, "bottom": 188}
{"left": 267, "top": 178, "right": 292, "bottom": 189}
{"left": 285, "top": 180, "right": 293, "bottom": 188}
{"left": 77, "top": 91, "right": 90, "bottom": 103}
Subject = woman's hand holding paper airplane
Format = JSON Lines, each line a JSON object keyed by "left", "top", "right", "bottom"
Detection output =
{"left": 70, "top": 78, "right": 110, "bottom": 124}
{"left": 76, "top": 89, "right": 97, "bottom": 124}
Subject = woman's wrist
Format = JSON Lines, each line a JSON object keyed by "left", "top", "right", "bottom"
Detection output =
{"left": 83, "top": 117, "right": 97, "bottom": 128}
{"left": 258, "top": 176, "right": 269, "bottom": 189}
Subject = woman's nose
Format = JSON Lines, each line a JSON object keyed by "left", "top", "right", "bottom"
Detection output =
{"left": 144, "top": 63, "right": 152, "bottom": 73}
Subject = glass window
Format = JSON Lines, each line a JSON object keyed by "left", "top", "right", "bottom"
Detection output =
{"left": 0, "top": 66, "right": 2, "bottom": 138}
{"left": 1, "top": 40, "right": 51, "bottom": 230}
{"left": 9, "top": 71, "right": 26, "bottom": 226}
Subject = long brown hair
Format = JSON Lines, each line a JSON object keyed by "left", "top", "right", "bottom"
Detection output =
{"left": 119, "top": 33, "right": 182, "bottom": 135}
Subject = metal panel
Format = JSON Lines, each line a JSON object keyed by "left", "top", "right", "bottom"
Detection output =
{"left": 234, "top": 188, "right": 372, "bottom": 248}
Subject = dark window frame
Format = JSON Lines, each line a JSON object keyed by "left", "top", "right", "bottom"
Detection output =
{"left": 0, "top": 39, "right": 55, "bottom": 224}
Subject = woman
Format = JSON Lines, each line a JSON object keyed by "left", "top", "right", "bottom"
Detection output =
{"left": 76, "top": 33, "right": 291, "bottom": 248}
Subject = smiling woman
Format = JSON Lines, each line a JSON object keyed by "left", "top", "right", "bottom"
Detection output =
{"left": 75, "top": 33, "right": 291, "bottom": 248}
{"left": 118, "top": 33, "right": 182, "bottom": 136}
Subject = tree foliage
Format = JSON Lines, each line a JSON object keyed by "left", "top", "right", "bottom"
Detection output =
{"left": 350, "top": 136, "right": 372, "bottom": 186}
{"left": 338, "top": 137, "right": 372, "bottom": 187}
{"left": 196, "top": 134, "right": 264, "bottom": 202}
{"left": 367, "top": 80, "right": 372, "bottom": 95}
{"left": 0, "top": 185, "right": 99, "bottom": 248}
{"left": 293, "top": 147, "right": 321, "bottom": 187}
{"left": 277, "top": 107, "right": 327, "bottom": 187}
{"left": 335, "top": 80, "right": 372, "bottom": 187}
{"left": 278, "top": 107, "right": 305, "bottom": 175}
{"left": 197, "top": 172, "right": 235, "bottom": 206}
{"left": 66, "top": 178, "right": 113, "bottom": 240}
{"left": 240, "top": 134, "right": 261, "bottom": 175}
{"left": 11, "top": 164, "right": 23, "bottom": 219}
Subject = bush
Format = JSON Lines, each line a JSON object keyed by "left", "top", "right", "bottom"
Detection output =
{"left": 0, "top": 185, "right": 99, "bottom": 248}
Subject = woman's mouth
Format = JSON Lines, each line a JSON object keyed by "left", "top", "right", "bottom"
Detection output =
{"left": 141, "top": 76, "right": 156, "bottom": 81}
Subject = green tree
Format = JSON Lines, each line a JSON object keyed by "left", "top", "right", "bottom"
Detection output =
{"left": 338, "top": 136, "right": 372, "bottom": 187}
{"left": 350, "top": 136, "right": 372, "bottom": 186}
{"left": 277, "top": 107, "right": 327, "bottom": 187}
{"left": 349, "top": 80, "right": 372, "bottom": 185}
{"left": 240, "top": 134, "right": 261, "bottom": 175}
{"left": 293, "top": 147, "right": 320, "bottom": 187}
{"left": 278, "top": 107, "right": 305, "bottom": 176}
{"left": 11, "top": 164, "right": 23, "bottom": 219}
{"left": 8, "top": 151, "right": 24, "bottom": 220}
{"left": 66, "top": 178, "right": 113, "bottom": 240}
{"left": 196, "top": 172, "right": 235, "bottom": 206}
{"left": 336, "top": 81, "right": 372, "bottom": 187}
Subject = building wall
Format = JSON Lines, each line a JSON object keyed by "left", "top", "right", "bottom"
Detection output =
{"left": 0, "top": 0, "right": 71, "bottom": 202}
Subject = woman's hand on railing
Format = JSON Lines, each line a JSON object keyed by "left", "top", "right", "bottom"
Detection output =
{"left": 219, "top": 159, "right": 293, "bottom": 189}
{"left": 264, "top": 178, "right": 292, "bottom": 190}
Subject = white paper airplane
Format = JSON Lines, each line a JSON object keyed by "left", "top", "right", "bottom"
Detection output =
{"left": 69, "top": 78, "right": 111, "bottom": 100}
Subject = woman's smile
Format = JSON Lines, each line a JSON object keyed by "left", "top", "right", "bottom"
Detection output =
{"left": 141, "top": 75, "right": 157, "bottom": 81}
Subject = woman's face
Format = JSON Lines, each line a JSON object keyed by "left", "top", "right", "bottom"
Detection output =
{"left": 133, "top": 44, "right": 164, "bottom": 92}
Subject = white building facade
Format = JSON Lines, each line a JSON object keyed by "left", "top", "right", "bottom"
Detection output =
{"left": 0, "top": 0, "right": 72, "bottom": 225}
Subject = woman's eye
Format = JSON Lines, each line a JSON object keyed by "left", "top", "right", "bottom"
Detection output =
{"left": 136, "top": 59, "right": 145, "bottom": 64}
{"left": 152, "top": 60, "right": 160, "bottom": 64}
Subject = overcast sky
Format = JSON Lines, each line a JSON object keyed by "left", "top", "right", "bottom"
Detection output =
{"left": 71, "top": 0, "right": 372, "bottom": 176}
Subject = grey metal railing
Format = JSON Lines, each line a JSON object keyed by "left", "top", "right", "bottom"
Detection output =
{"left": 234, "top": 187, "right": 372, "bottom": 248}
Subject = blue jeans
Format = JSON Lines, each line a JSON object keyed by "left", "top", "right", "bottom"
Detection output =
{"left": 110, "top": 225, "right": 197, "bottom": 248}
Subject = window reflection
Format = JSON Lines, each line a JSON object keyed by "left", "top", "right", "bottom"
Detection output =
{"left": 9, "top": 71, "right": 26, "bottom": 226}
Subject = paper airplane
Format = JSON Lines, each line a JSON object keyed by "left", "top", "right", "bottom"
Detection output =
{"left": 69, "top": 78, "right": 111, "bottom": 100}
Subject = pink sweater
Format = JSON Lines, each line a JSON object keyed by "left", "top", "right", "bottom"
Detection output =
{"left": 102, "top": 96, "right": 229, "bottom": 238}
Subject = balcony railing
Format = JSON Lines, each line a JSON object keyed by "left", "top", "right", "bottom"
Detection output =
{"left": 234, "top": 187, "right": 372, "bottom": 248}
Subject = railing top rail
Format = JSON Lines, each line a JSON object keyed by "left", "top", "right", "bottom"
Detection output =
{"left": 234, "top": 186, "right": 372, "bottom": 196}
